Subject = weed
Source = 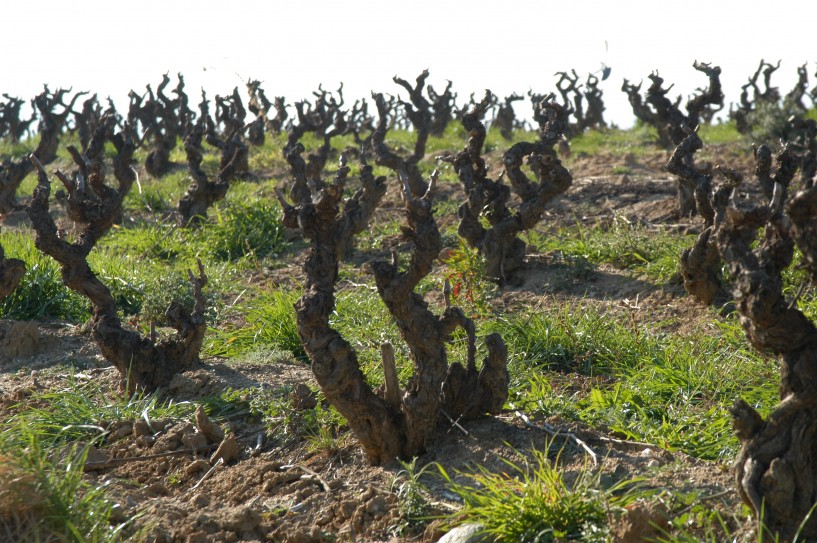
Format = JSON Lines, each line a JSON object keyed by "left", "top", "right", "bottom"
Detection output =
{"left": 697, "top": 120, "right": 744, "bottom": 145}
{"left": 442, "top": 237, "right": 497, "bottom": 318}
{"left": 0, "top": 428, "right": 142, "bottom": 542}
{"left": 132, "top": 186, "right": 173, "bottom": 213}
{"left": 0, "top": 232, "right": 88, "bottom": 321}
{"left": 568, "top": 124, "right": 659, "bottom": 158}
{"left": 501, "top": 305, "right": 777, "bottom": 460}
{"left": 538, "top": 215, "right": 690, "bottom": 283}
{"left": 6, "top": 373, "right": 193, "bottom": 447}
{"left": 207, "top": 289, "right": 304, "bottom": 360}
{"left": 389, "top": 457, "right": 435, "bottom": 536}
{"left": 438, "top": 448, "right": 642, "bottom": 543}
{"left": 203, "top": 200, "right": 287, "bottom": 262}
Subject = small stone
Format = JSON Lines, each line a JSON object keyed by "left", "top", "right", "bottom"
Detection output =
{"left": 132, "top": 420, "right": 151, "bottom": 437}
{"left": 182, "top": 431, "right": 209, "bottom": 452}
{"left": 210, "top": 433, "right": 240, "bottom": 464}
{"left": 221, "top": 505, "right": 261, "bottom": 532}
{"left": 290, "top": 383, "right": 318, "bottom": 410}
{"left": 108, "top": 422, "right": 133, "bottom": 442}
{"left": 366, "top": 495, "right": 387, "bottom": 517}
{"left": 195, "top": 405, "right": 224, "bottom": 443}
{"left": 83, "top": 445, "right": 111, "bottom": 470}
{"left": 186, "top": 459, "right": 211, "bottom": 475}
{"left": 436, "top": 523, "right": 488, "bottom": 543}
{"left": 611, "top": 501, "right": 669, "bottom": 543}
{"left": 135, "top": 435, "right": 156, "bottom": 447}
{"left": 189, "top": 493, "right": 211, "bottom": 507}
{"left": 144, "top": 482, "right": 169, "bottom": 497}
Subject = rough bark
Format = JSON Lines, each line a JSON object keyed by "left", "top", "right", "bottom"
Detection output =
{"left": 427, "top": 80, "right": 457, "bottom": 137}
{"left": 0, "top": 242, "right": 25, "bottom": 299}
{"left": 783, "top": 63, "right": 810, "bottom": 116}
{"left": 246, "top": 79, "right": 270, "bottom": 146}
{"left": 281, "top": 163, "right": 507, "bottom": 465}
{"left": 449, "top": 92, "right": 572, "bottom": 283}
{"left": 645, "top": 64, "right": 723, "bottom": 216}
{"left": 583, "top": 74, "right": 607, "bottom": 130}
{"left": 283, "top": 85, "right": 346, "bottom": 184}
{"left": 492, "top": 94, "right": 523, "bottom": 141}
{"left": 731, "top": 60, "right": 785, "bottom": 136}
{"left": 667, "top": 130, "right": 739, "bottom": 304}
{"left": 685, "top": 62, "right": 724, "bottom": 125}
{"left": 787, "top": 116, "right": 817, "bottom": 187}
{"left": 625, "top": 62, "right": 723, "bottom": 157}
{"left": 554, "top": 70, "right": 584, "bottom": 137}
{"left": 177, "top": 116, "right": 248, "bottom": 226}
{"left": 172, "top": 73, "right": 195, "bottom": 130}
{"left": 215, "top": 87, "right": 247, "bottom": 139}
{"left": 347, "top": 98, "right": 376, "bottom": 145}
{"left": 203, "top": 113, "right": 250, "bottom": 180}
{"left": 370, "top": 71, "right": 433, "bottom": 196}
{"left": 133, "top": 75, "right": 189, "bottom": 178}
{"left": 554, "top": 70, "right": 607, "bottom": 136}
{"left": 0, "top": 94, "right": 36, "bottom": 143}
{"left": 26, "top": 121, "right": 208, "bottom": 392}
{"left": 716, "top": 149, "right": 817, "bottom": 540}
{"left": 0, "top": 86, "right": 82, "bottom": 214}
{"left": 621, "top": 79, "right": 656, "bottom": 127}
{"left": 104, "top": 118, "right": 137, "bottom": 225}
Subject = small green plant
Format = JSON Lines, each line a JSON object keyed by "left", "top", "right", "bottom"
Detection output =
{"left": 442, "top": 238, "right": 496, "bottom": 318}
{"left": 0, "top": 429, "right": 142, "bottom": 542}
{"left": 204, "top": 200, "right": 287, "bottom": 262}
{"left": 439, "top": 448, "right": 641, "bottom": 543}
{"left": 132, "top": 186, "right": 173, "bottom": 213}
{"left": 7, "top": 373, "right": 194, "bottom": 447}
{"left": 0, "top": 232, "right": 89, "bottom": 321}
{"left": 207, "top": 289, "right": 304, "bottom": 360}
{"left": 389, "top": 457, "right": 435, "bottom": 536}
{"left": 139, "top": 270, "right": 198, "bottom": 324}
{"left": 302, "top": 403, "right": 349, "bottom": 456}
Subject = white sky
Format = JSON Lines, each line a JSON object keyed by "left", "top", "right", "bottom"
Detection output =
{"left": 3, "top": 0, "right": 816, "bottom": 127}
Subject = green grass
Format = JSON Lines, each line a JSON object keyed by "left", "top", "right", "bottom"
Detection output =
{"left": 4, "top": 373, "right": 195, "bottom": 448}
{"left": 499, "top": 306, "right": 777, "bottom": 461}
{"left": 0, "top": 232, "right": 89, "bottom": 321}
{"left": 202, "top": 199, "right": 287, "bottom": 262}
{"left": 535, "top": 216, "right": 692, "bottom": 283}
{"left": 439, "top": 448, "right": 643, "bottom": 543}
{"left": 697, "top": 120, "right": 743, "bottom": 145}
{"left": 568, "top": 123, "right": 659, "bottom": 157}
{"left": 206, "top": 288, "right": 304, "bottom": 359}
{"left": 0, "top": 432, "right": 140, "bottom": 542}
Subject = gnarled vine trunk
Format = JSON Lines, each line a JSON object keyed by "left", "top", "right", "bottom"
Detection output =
{"left": 449, "top": 92, "right": 572, "bottom": 283}
{"left": 0, "top": 86, "right": 82, "bottom": 214}
{"left": 370, "top": 71, "right": 434, "bottom": 197}
{"left": 26, "top": 118, "right": 208, "bottom": 392}
{"left": 667, "top": 130, "right": 740, "bottom": 305}
{"left": 279, "top": 160, "right": 508, "bottom": 465}
{"left": 0, "top": 243, "right": 24, "bottom": 298}
{"left": 177, "top": 116, "right": 248, "bottom": 227}
{"left": 717, "top": 162, "right": 817, "bottom": 540}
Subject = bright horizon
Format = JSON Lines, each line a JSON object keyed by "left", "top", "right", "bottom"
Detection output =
{"left": 4, "top": 0, "right": 816, "bottom": 128}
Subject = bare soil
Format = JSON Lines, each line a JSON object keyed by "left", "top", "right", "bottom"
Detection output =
{"left": 0, "top": 146, "right": 756, "bottom": 542}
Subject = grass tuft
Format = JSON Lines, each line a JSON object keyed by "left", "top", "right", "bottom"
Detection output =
{"left": 439, "top": 448, "right": 642, "bottom": 543}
